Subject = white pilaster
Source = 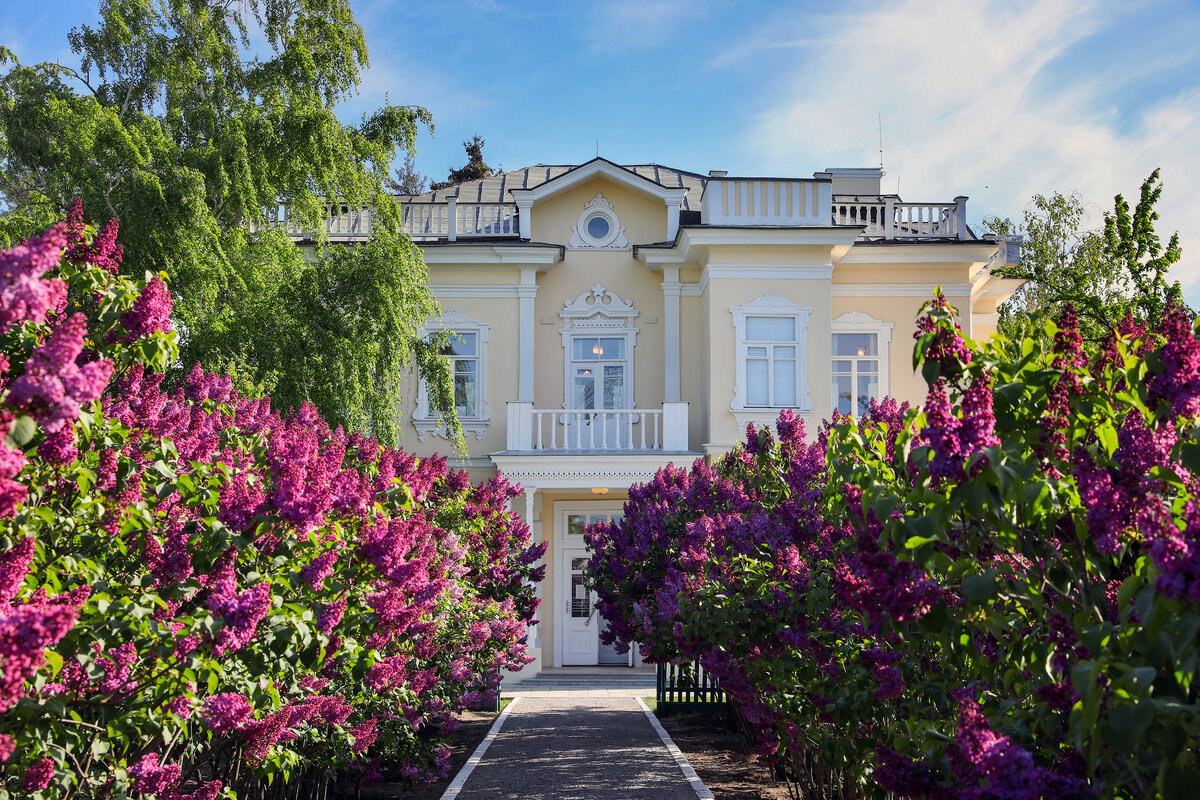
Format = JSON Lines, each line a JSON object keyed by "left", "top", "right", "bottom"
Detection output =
{"left": 662, "top": 267, "right": 682, "bottom": 403}
{"left": 523, "top": 485, "right": 542, "bottom": 650}
{"left": 518, "top": 267, "right": 538, "bottom": 402}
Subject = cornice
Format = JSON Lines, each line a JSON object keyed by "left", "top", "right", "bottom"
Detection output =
{"left": 489, "top": 452, "right": 702, "bottom": 489}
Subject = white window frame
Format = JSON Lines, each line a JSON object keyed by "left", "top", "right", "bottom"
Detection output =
{"left": 412, "top": 310, "right": 491, "bottom": 442}
{"left": 731, "top": 294, "right": 812, "bottom": 413}
{"left": 559, "top": 285, "right": 639, "bottom": 410}
{"left": 831, "top": 309, "right": 893, "bottom": 416}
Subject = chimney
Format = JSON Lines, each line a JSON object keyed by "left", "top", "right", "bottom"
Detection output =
{"left": 708, "top": 170, "right": 728, "bottom": 178}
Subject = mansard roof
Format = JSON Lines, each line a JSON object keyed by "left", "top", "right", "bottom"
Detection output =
{"left": 398, "top": 159, "right": 708, "bottom": 211}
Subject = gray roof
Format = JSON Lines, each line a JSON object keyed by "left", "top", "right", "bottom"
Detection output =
{"left": 399, "top": 164, "right": 708, "bottom": 212}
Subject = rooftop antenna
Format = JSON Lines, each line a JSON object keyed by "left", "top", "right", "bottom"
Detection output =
{"left": 878, "top": 113, "right": 884, "bottom": 169}
{"left": 596, "top": 139, "right": 599, "bottom": 158}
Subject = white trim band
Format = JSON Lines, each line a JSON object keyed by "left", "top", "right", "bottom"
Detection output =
{"left": 438, "top": 697, "right": 521, "bottom": 800}
{"left": 636, "top": 697, "right": 715, "bottom": 800}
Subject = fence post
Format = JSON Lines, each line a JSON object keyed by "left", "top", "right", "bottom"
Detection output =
{"left": 955, "top": 195, "right": 968, "bottom": 240}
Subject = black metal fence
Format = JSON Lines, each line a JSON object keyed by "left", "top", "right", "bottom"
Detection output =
{"left": 655, "top": 659, "right": 725, "bottom": 715}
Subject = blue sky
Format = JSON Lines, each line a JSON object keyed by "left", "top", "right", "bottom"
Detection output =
{"left": 6, "top": 0, "right": 1200, "bottom": 304}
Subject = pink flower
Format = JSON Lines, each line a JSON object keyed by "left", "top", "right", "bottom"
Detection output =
{"left": 7, "top": 313, "right": 114, "bottom": 433}
{"left": 200, "top": 693, "right": 253, "bottom": 735}
{"left": 0, "top": 223, "right": 68, "bottom": 333}
{"left": 127, "top": 753, "right": 181, "bottom": 795}
{"left": 20, "top": 758, "right": 54, "bottom": 791}
{"left": 120, "top": 277, "right": 173, "bottom": 340}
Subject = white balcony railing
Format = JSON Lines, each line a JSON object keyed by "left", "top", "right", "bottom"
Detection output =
{"left": 701, "top": 178, "right": 830, "bottom": 226}
{"left": 506, "top": 402, "right": 689, "bottom": 452}
{"left": 831, "top": 197, "right": 969, "bottom": 239}
{"left": 271, "top": 199, "right": 520, "bottom": 242}
{"left": 400, "top": 198, "right": 518, "bottom": 240}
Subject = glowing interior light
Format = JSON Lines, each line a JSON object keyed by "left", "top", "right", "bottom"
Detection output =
{"left": 592, "top": 343, "right": 603, "bottom": 355}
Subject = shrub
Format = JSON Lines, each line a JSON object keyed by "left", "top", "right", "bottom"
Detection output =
{"left": 0, "top": 206, "right": 545, "bottom": 798}
{"left": 588, "top": 291, "right": 1200, "bottom": 799}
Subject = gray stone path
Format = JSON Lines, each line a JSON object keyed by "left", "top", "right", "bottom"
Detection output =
{"left": 449, "top": 696, "right": 702, "bottom": 799}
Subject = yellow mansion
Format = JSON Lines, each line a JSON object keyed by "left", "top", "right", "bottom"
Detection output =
{"left": 294, "top": 158, "right": 1021, "bottom": 680}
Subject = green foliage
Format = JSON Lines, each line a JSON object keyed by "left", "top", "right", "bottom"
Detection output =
{"left": 0, "top": 0, "right": 452, "bottom": 445}
{"left": 987, "top": 171, "right": 1185, "bottom": 345}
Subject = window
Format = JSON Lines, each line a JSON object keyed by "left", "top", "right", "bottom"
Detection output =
{"left": 745, "top": 316, "right": 797, "bottom": 407}
{"left": 412, "top": 311, "right": 491, "bottom": 442}
{"left": 833, "top": 333, "right": 879, "bottom": 415}
{"left": 570, "top": 337, "right": 628, "bottom": 410}
{"left": 569, "top": 193, "right": 628, "bottom": 249}
{"left": 831, "top": 310, "right": 894, "bottom": 417}
{"left": 437, "top": 331, "right": 479, "bottom": 418}
{"left": 731, "top": 294, "right": 811, "bottom": 413}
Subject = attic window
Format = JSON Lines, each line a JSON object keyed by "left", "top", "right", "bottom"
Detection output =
{"left": 587, "top": 215, "right": 610, "bottom": 240}
{"left": 570, "top": 193, "right": 628, "bottom": 249}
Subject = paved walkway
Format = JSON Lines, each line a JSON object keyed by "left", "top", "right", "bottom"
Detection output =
{"left": 446, "top": 695, "right": 708, "bottom": 800}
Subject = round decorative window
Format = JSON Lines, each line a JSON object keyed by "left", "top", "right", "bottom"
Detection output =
{"left": 570, "top": 193, "right": 626, "bottom": 249}
{"left": 586, "top": 215, "right": 610, "bottom": 240}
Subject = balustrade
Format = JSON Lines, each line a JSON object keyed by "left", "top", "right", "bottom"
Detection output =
{"left": 831, "top": 197, "right": 969, "bottom": 239}
{"left": 506, "top": 402, "right": 689, "bottom": 452}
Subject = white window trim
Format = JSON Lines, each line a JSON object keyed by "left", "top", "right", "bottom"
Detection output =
{"left": 413, "top": 310, "right": 492, "bottom": 442}
{"left": 568, "top": 193, "right": 629, "bottom": 250}
{"left": 731, "top": 294, "right": 812, "bottom": 413}
{"left": 559, "top": 285, "right": 639, "bottom": 409}
{"left": 831, "top": 309, "right": 894, "bottom": 415}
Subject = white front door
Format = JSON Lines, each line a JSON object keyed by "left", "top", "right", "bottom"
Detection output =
{"left": 557, "top": 508, "right": 626, "bottom": 666}
{"left": 560, "top": 547, "right": 599, "bottom": 666}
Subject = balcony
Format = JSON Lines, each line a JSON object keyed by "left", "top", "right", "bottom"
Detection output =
{"left": 269, "top": 199, "right": 520, "bottom": 242}
{"left": 831, "top": 196, "right": 970, "bottom": 240}
{"left": 505, "top": 402, "right": 689, "bottom": 452}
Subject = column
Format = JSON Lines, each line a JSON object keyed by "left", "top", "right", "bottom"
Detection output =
{"left": 518, "top": 267, "right": 538, "bottom": 403}
{"left": 523, "top": 486, "right": 542, "bottom": 650}
{"left": 662, "top": 266, "right": 682, "bottom": 403}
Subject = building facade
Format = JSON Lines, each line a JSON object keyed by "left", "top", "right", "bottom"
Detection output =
{"left": 296, "top": 158, "right": 1021, "bottom": 681}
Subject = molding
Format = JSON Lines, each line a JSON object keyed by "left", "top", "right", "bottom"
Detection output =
{"left": 831, "top": 309, "right": 894, "bottom": 415}
{"left": 560, "top": 284, "right": 640, "bottom": 323}
{"left": 697, "top": 264, "right": 833, "bottom": 295}
{"left": 730, "top": 293, "right": 813, "bottom": 412}
{"left": 429, "top": 284, "right": 520, "bottom": 298}
{"left": 488, "top": 452, "right": 700, "bottom": 489}
{"left": 680, "top": 283, "right": 704, "bottom": 297}
{"left": 419, "top": 245, "right": 562, "bottom": 266}
{"left": 831, "top": 283, "right": 972, "bottom": 297}
{"left": 568, "top": 193, "right": 629, "bottom": 250}
{"left": 413, "top": 310, "right": 492, "bottom": 442}
{"left": 731, "top": 410, "right": 815, "bottom": 433}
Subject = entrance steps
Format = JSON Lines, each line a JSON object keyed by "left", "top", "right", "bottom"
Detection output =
{"left": 510, "top": 667, "right": 656, "bottom": 691}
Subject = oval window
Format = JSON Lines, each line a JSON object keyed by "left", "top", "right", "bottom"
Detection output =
{"left": 587, "top": 215, "right": 610, "bottom": 240}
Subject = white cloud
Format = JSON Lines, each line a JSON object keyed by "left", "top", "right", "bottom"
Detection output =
{"left": 738, "top": 0, "right": 1200, "bottom": 301}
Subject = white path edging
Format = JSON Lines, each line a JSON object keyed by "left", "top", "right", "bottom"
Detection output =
{"left": 636, "top": 696, "right": 715, "bottom": 800}
{"left": 438, "top": 697, "right": 521, "bottom": 800}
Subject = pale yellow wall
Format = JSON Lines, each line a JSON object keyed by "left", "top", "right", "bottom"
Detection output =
{"left": 702, "top": 276, "right": 833, "bottom": 448}
{"left": 830, "top": 295, "right": 932, "bottom": 413}
{"left": 395, "top": 287, "right": 521, "bottom": 462}
{"left": 680, "top": 293, "right": 705, "bottom": 451}
{"left": 531, "top": 177, "right": 668, "bottom": 418}
{"left": 530, "top": 177, "right": 668, "bottom": 247}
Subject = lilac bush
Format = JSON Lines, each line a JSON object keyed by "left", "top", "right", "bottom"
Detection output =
{"left": 588, "top": 290, "right": 1200, "bottom": 799}
{"left": 0, "top": 210, "right": 545, "bottom": 797}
